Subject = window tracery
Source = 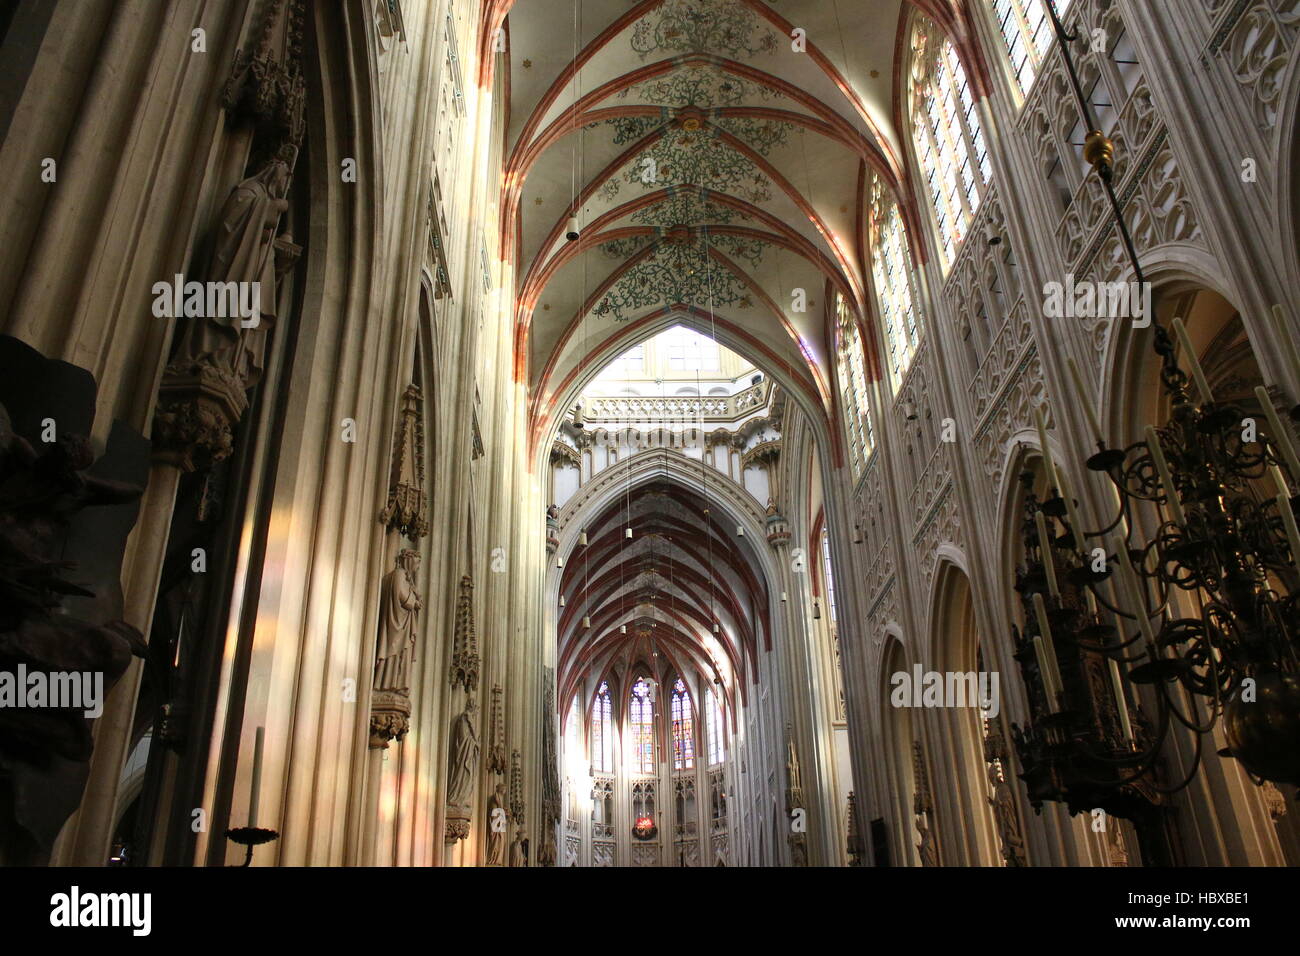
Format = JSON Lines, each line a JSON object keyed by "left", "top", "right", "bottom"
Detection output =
{"left": 908, "top": 15, "right": 989, "bottom": 270}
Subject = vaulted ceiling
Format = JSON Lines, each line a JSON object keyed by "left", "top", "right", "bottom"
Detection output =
{"left": 497, "top": 0, "right": 918, "bottom": 453}
{"left": 556, "top": 481, "right": 769, "bottom": 715}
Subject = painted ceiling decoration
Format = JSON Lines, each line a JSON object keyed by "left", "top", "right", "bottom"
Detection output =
{"left": 497, "top": 0, "right": 917, "bottom": 459}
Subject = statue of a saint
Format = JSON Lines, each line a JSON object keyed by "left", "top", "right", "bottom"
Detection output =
{"left": 509, "top": 829, "right": 527, "bottom": 867}
{"left": 987, "top": 764, "right": 1026, "bottom": 866}
{"left": 485, "top": 783, "right": 507, "bottom": 866}
{"left": 446, "top": 695, "right": 480, "bottom": 809}
{"left": 915, "top": 811, "right": 939, "bottom": 867}
{"left": 170, "top": 150, "right": 293, "bottom": 387}
{"left": 374, "top": 550, "right": 422, "bottom": 693}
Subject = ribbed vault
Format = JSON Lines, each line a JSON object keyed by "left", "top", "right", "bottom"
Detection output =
{"left": 557, "top": 475, "right": 770, "bottom": 718}
{"left": 496, "top": 0, "right": 934, "bottom": 451}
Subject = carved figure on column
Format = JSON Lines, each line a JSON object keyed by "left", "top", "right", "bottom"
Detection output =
{"left": 374, "top": 549, "right": 421, "bottom": 694}
{"left": 485, "top": 783, "right": 507, "bottom": 866}
{"left": 446, "top": 694, "right": 480, "bottom": 811}
{"left": 912, "top": 740, "right": 940, "bottom": 867}
{"left": 509, "top": 828, "right": 527, "bottom": 867}
{"left": 169, "top": 150, "right": 294, "bottom": 387}
{"left": 154, "top": 147, "right": 300, "bottom": 472}
{"left": 984, "top": 729, "right": 1027, "bottom": 866}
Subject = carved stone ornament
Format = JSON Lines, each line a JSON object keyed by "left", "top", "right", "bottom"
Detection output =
{"left": 509, "top": 748, "right": 525, "bottom": 824}
{"left": 221, "top": 0, "right": 307, "bottom": 157}
{"left": 449, "top": 575, "right": 479, "bottom": 691}
{"left": 487, "top": 684, "right": 507, "bottom": 775}
{"left": 784, "top": 723, "right": 803, "bottom": 812}
{"left": 152, "top": 363, "right": 246, "bottom": 472}
{"left": 444, "top": 810, "right": 470, "bottom": 845}
{"left": 378, "top": 384, "right": 429, "bottom": 537}
{"left": 368, "top": 690, "right": 411, "bottom": 750}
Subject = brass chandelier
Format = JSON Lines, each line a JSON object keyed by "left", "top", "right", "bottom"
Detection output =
{"left": 1008, "top": 1, "right": 1300, "bottom": 852}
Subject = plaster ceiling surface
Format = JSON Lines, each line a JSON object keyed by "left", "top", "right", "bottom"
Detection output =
{"left": 503, "top": 0, "right": 910, "bottom": 439}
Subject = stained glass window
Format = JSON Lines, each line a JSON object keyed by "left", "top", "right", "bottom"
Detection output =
{"left": 990, "top": 0, "right": 1073, "bottom": 100}
{"left": 630, "top": 678, "right": 655, "bottom": 773}
{"left": 909, "top": 15, "right": 989, "bottom": 271}
{"left": 868, "top": 173, "right": 924, "bottom": 392}
{"left": 835, "top": 295, "right": 875, "bottom": 478}
{"left": 671, "top": 678, "right": 695, "bottom": 770}
{"left": 592, "top": 681, "right": 614, "bottom": 772}
{"left": 706, "top": 688, "right": 724, "bottom": 765}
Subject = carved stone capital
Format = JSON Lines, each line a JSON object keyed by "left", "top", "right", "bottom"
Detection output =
{"left": 152, "top": 362, "right": 248, "bottom": 472}
{"left": 444, "top": 806, "right": 471, "bottom": 844}
{"left": 369, "top": 689, "right": 412, "bottom": 750}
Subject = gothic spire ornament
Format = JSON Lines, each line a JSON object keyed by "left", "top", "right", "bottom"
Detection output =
{"left": 487, "top": 684, "right": 507, "bottom": 775}
{"left": 450, "top": 575, "right": 479, "bottom": 691}
{"left": 378, "top": 383, "right": 429, "bottom": 537}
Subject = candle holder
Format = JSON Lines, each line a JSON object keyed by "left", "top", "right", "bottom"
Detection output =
{"left": 1006, "top": 0, "right": 1300, "bottom": 839}
{"left": 225, "top": 826, "right": 280, "bottom": 867}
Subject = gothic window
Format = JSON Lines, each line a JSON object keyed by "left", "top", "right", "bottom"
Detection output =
{"left": 630, "top": 677, "right": 655, "bottom": 773}
{"left": 706, "top": 688, "right": 725, "bottom": 765}
{"left": 671, "top": 678, "right": 695, "bottom": 770}
{"left": 565, "top": 693, "right": 582, "bottom": 760}
{"left": 821, "top": 531, "right": 838, "bottom": 626}
{"left": 835, "top": 295, "right": 875, "bottom": 477}
{"left": 592, "top": 681, "right": 614, "bottom": 772}
{"left": 610, "top": 343, "right": 645, "bottom": 375}
{"left": 868, "top": 174, "right": 925, "bottom": 392}
{"left": 663, "top": 325, "right": 720, "bottom": 371}
{"left": 990, "top": 0, "right": 1072, "bottom": 99}
{"left": 908, "top": 15, "right": 989, "bottom": 270}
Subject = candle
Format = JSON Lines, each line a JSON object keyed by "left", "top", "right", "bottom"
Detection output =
{"left": 1255, "top": 386, "right": 1300, "bottom": 478}
{"left": 1104, "top": 477, "right": 1130, "bottom": 537}
{"left": 1032, "top": 635, "right": 1058, "bottom": 712}
{"left": 1067, "top": 355, "right": 1104, "bottom": 445}
{"left": 1143, "top": 425, "right": 1186, "bottom": 525}
{"left": 1053, "top": 463, "right": 1086, "bottom": 548}
{"left": 1277, "top": 493, "right": 1300, "bottom": 562}
{"left": 1035, "top": 510, "right": 1059, "bottom": 596}
{"left": 1269, "top": 463, "right": 1291, "bottom": 499}
{"left": 1035, "top": 407, "right": 1058, "bottom": 492}
{"left": 249, "top": 726, "right": 264, "bottom": 829}
{"left": 1171, "top": 317, "right": 1214, "bottom": 405}
{"left": 1033, "top": 592, "right": 1065, "bottom": 704}
{"left": 1108, "top": 657, "right": 1134, "bottom": 742}
{"left": 1112, "top": 535, "right": 1157, "bottom": 648}
{"left": 1273, "top": 305, "right": 1300, "bottom": 383}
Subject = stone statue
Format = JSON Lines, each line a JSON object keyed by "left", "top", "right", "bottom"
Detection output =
{"left": 485, "top": 784, "right": 507, "bottom": 866}
{"left": 987, "top": 764, "right": 1027, "bottom": 866}
{"left": 374, "top": 550, "right": 422, "bottom": 693}
{"left": 446, "top": 694, "right": 480, "bottom": 809}
{"left": 509, "top": 828, "right": 527, "bottom": 867}
{"left": 170, "top": 151, "right": 293, "bottom": 387}
{"left": 915, "top": 811, "right": 939, "bottom": 867}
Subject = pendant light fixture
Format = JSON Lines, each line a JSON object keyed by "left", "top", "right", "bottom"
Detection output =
{"left": 579, "top": 529, "right": 588, "bottom": 547}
